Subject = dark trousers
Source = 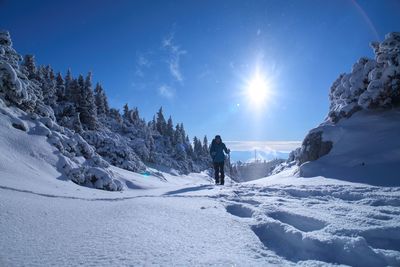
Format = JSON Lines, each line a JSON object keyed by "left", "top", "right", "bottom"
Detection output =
{"left": 213, "top": 162, "right": 225, "bottom": 184}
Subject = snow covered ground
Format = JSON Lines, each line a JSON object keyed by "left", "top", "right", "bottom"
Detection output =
{"left": 1, "top": 101, "right": 399, "bottom": 266}
{"left": 1, "top": 138, "right": 400, "bottom": 266}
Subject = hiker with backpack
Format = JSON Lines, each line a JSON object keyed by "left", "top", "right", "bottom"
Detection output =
{"left": 210, "top": 135, "right": 230, "bottom": 185}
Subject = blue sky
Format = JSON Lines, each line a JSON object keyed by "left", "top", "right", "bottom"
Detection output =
{"left": 1, "top": 0, "right": 399, "bottom": 153}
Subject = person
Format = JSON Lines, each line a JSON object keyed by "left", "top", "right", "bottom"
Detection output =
{"left": 210, "top": 135, "right": 230, "bottom": 185}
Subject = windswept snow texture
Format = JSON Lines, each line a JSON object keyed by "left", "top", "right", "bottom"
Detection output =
{"left": 299, "top": 108, "right": 400, "bottom": 186}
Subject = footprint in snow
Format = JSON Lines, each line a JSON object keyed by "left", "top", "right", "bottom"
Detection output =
{"left": 266, "top": 211, "right": 326, "bottom": 232}
{"left": 225, "top": 204, "right": 254, "bottom": 218}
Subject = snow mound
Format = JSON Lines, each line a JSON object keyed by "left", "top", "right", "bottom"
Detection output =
{"left": 0, "top": 101, "right": 123, "bottom": 191}
{"left": 299, "top": 109, "right": 400, "bottom": 186}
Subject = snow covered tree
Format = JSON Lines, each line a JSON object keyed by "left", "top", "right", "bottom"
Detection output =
{"left": 79, "top": 72, "right": 97, "bottom": 130}
{"left": 148, "top": 115, "right": 156, "bottom": 131}
{"left": 64, "top": 69, "right": 72, "bottom": 99}
{"left": 173, "top": 123, "right": 182, "bottom": 145}
{"left": 185, "top": 135, "right": 194, "bottom": 158}
{"left": 55, "top": 72, "right": 65, "bottom": 101}
{"left": 156, "top": 107, "right": 167, "bottom": 135}
{"left": 328, "top": 32, "right": 400, "bottom": 122}
{"left": 130, "top": 107, "right": 139, "bottom": 122}
{"left": 123, "top": 103, "right": 129, "bottom": 119}
{"left": 109, "top": 108, "right": 123, "bottom": 124}
{"left": 202, "top": 135, "right": 209, "bottom": 155}
{"left": 166, "top": 116, "right": 174, "bottom": 140}
{"left": 22, "top": 54, "right": 37, "bottom": 80}
{"left": 69, "top": 78, "right": 80, "bottom": 106}
{"left": 0, "top": 31, "right": 40, "bottom": 113}
{"left": 40, "top": 65, "right": 57, "bottom": 108}
{"left": 193, "top": 136, "right": 203, "bottom": 159}
{"left": 94, "top": 83, "right": 109, "bottom": 115}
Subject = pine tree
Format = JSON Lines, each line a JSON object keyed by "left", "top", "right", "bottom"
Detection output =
{"left": 186, "top": 135, "right": 194, "bottom": 158}
{"left": 174, "top": 123, "right": 182, "bottom": 145}
{"left": 123, "top": 103, "right": 129, "bottom": 119}
{"left": 41, "top": 65, "right": 57, "bottom": 107}
{"left": 193, "top": 136, "right": 203, "bottom": 159}
{"left": 166, "top": 116, "right": 174, "bottom": 139}
{"left": 180, "top": 123, "right": 187, "bottom": 143}
{"left": 94, "top": 83, "right": 109, "bottom": 115}
{"left": 55, "top": 72, "right": 65, "bottom": 101}
{"left": 110, "top": 108, "right": 123, "bottom": 124}
{"left": 94, "top": 83, "right": 105, "bottom": 115}
{"left": 103, "top": 90, "right": 110, "bottom": 115}
{"left": 149, "top": 115, "right": 156, "bottom": 130}
{"left": 131, "top": 107, "right": 139, "bottom": 122}
{"left": 48, "top": 66, "right": 55, "bottom": 80}
{"left": 64, "top": 69, "right": 72, "bottom": 99}
{"left": 174, "top": 127, "right": 187, "bottom": 160}
{"left": 203, "top": 135, "right": 209, "bottom": 155}
{"left": 79, "top": 72, "right": 97, "bottom": 130}
{"left": 22, "top": 54, "right": 37, "bottom": 80}
{"left": 156, "top": 107, "right": 167, "bottom": 135}
{"left": 69, "top": 78, "right": 80, "bottom": 105}
{"left": 77, "top": 74, "right": 85, "bottom": 91}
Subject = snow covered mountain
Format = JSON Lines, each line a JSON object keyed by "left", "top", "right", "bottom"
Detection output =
{"left": 284, "top": 32, "right": 400, "bottom": 186}
{"left": 0, "top": 31, "right": 211, "bottom": 191}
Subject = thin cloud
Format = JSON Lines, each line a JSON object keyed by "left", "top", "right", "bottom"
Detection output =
{"left": 225, "top": 140, "right": 302, "bottom": 153}
{"left": 138, "top": 55, "right": 151, "bottom": 67}
{"left": 197, "top": 68, "right": 211, "bottom": 79}
{"left": 135, "top": 53, "right": 152, "bottom": 77}
{"left": 162, "top": 32, "right": 186, "bottom": 83}
{"left": 158, "top": 84, "right": 175, "bottom": 99}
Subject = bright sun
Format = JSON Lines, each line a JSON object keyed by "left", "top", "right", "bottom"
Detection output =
{"left": 245, "top": 70, "right": 270, "bottom": 107}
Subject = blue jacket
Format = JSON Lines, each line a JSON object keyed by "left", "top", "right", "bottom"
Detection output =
{"left": 210, "top": 140, "right": 229, "bottom": 163}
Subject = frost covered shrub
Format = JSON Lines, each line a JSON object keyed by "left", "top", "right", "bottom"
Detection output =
{"left": 0, "top": 31, "right": 54, "bottom": 120}
{"left": 0, "top": 31, "right": 123, "bottom": 191}
{"left": 58, "top": 156, "right": 122, "bottom": 191}
{"left": 82, "top": 130, "right": 146, "bottom": 172}
{"left": 329, "top": 32, "right": 400, "bottom": 122}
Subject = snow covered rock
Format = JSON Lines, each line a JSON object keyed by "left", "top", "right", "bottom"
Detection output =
{"left": 297, "top": 131, "right": 333, "bottom": 165}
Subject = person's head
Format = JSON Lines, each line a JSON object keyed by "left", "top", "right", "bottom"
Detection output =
{"left": 215, "top": 135, "right": 222, "bottom": 144}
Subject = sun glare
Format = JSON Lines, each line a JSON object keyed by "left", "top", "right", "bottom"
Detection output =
{"left": 245, "top": 70, "right": 270, "bottom": 108}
